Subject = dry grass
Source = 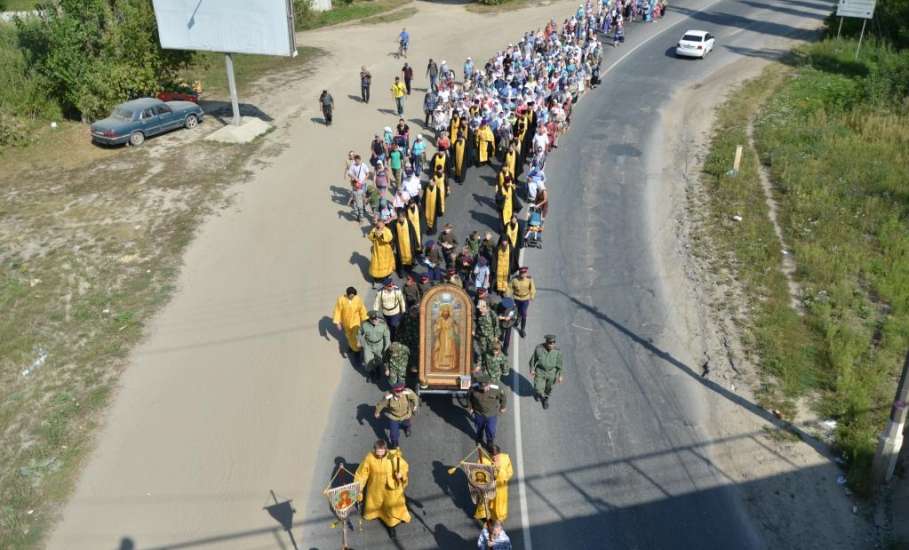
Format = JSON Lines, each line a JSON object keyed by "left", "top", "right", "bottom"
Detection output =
{"left": 0, "top": 50, "right": 318, "bottom": 549}
{"left": 700, "top": 39, "right": 909, "bottom": 496}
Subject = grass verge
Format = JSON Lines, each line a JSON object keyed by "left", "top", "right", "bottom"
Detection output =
{"left": 466, "top": 0, "right": 540, "bottom": 14}
{"left": 700, "top": 39, "right": 909, "bottom": 496}
{"left": 186, "top": 46, "right": 322, "bottom": 98}
{"left": 0, "top": 50, "right": 317, "bottom": 550}
{"left": 295, "top": 0, "right": 412, "bottom": 31}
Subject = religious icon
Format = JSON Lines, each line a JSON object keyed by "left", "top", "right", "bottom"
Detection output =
{"left": 419, "top": 284, "right": 473, "bottom": 389}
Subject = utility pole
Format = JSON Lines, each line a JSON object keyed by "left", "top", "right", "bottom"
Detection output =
{"left": 873, "top": 350, "right": 909, "bottom": 486}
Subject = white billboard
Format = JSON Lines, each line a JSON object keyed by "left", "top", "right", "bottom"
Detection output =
{"left": 152, "top": 0, "right": 296, "bottom": 56}
{"left": 836, "top": 0, "right": 876, "bottom": 19}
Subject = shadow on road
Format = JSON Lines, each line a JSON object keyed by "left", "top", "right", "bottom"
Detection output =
{"left": 357, "top": 403, "right": 388, "bottom": 441}
{"left": 432, "top": 460, "right": 476, "bottom": 519}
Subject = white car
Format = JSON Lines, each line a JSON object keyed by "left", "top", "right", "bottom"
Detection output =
{"left": 676, "top": 30, "right": 715, "bottom": 58}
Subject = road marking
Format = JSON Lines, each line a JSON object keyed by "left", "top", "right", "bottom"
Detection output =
{"left": 513, "top": 248, "right": 533, "bottom": 550}
{"left": 602, "top": 0, "right": 727, "bottom": 76}
{"left": 510, "top": 2, "right": 729, "bottom": 544}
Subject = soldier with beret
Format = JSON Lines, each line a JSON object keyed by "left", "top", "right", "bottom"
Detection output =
{"left": 529, "top": 334, "right": 563, "bottom": 409}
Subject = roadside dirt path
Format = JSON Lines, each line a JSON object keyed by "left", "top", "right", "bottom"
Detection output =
{"left": 46, "top": 2, "right": 578, "bottom": 548}
{"left": 649, "top": 35, "right": 877, "bottom": 550}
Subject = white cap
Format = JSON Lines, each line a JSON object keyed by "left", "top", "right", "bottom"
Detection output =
{"left": 384, "top": 126, "right": 392, "bottom": 132}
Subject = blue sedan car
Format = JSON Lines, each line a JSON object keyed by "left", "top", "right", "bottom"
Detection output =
{"left": 90, "top": 97, "right": 204, "bottom": 146}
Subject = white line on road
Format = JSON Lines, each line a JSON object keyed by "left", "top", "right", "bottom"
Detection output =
{"left": 510, "top": 2, "right": 728, "bottom": 544}
{"left": 513, "top": 248, "right": 533, "bottom": 550}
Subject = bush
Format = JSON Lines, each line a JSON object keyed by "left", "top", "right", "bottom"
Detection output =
{"left": 15, "top": 0, "right": 194, "bottom": 121}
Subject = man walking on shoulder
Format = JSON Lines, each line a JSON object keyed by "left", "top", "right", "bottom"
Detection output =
{"left": 360, "top": 66, "right": 372, "bottom": 103}
{"left": 391, "top": 77, "right": 407, "bottom": 116}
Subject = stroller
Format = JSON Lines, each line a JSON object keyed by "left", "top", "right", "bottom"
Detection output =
{"left": 524, "top": 205, "right": 544, "bottom": 249}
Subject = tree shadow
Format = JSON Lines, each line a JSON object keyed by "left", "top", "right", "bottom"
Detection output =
{"left": 538, "top": 287, "right": 833, "bottom": 458}
{"left": 350, "top": 251, "right": 371, "bottom": 280}
{"left": 432, "top": 460, "right": 476, "bottom": 519}
{"left": 356, "top": 403, "right": 387, "bottom": 441}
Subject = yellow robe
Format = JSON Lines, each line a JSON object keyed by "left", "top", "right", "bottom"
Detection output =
{"left": 433, "top": 154, "right": 447, "bottom": 176}
{"left": 355, "top": 450, "right": 412, "bottom": 527}
{"left": 495, "top": 244, "right": 511, "bottom": 292}
{"left": 395, "top": 219, "right": 414, "bottom": 266}
{"left": 504, "top": 149, "right": 517, "bottom": 179}
{"left": 434, "top": 172, "right": 447, "bottom": 198}
{"left": 406, "top": 204, "right": 422, "bottom": 247}
{"left": 453, "top": 139, "right": 466, "bottom": 178}
{"left": 497, "top": 168, "right": 512, "bottom": 195}
{"left": 477, "top": 126, "right": 495, "bottom": 163}
{"left": 332, "top": 295, "right": 368, "bottom": 351}
{"left": 474, "top": 452, "right": 514, "bottom": 522}
{"left": 500, "top": 184, "right": 514, "bottom": 226}
{"left": 424, "top": 183, "right": 443, "bottom": 232}
{"left": 368, "top": 226, "right": 396, "bottom": 279}
{"left": 449, "top": 116, "right": 461, "bottom": 139}
{"left": 504, "top": 221, "right": 519, "bottom": 249}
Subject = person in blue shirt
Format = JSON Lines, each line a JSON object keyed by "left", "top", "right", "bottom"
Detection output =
{"left": 398, "top": 28, "right": 410, "bottom": 58}
{"left": 411, "top": 134, "right": 426, "bottom": 176}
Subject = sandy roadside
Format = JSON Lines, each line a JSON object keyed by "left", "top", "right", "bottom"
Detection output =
{"left": 646, "top": 25, "right": 878, "bottom": 550}
{"left": 45, "top": 2, "right": 581, "bottom": 548}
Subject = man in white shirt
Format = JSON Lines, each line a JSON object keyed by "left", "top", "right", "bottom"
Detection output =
{"left": 532, "top": 126, "right": 550, "bottom": 153}
{"left": 402, "top": 166, "right": 422, "bottom": 201}
{"left": 347, "top": 155, "right": 370, "bottom": 222}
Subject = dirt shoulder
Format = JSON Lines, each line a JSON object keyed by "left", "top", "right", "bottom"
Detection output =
{"left": 648, "top": 48, "right": 878, "bottom": 550}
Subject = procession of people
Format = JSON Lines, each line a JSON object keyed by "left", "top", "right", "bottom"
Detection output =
{"left": 325, "top": 0, "right": 663, "bottom": 544}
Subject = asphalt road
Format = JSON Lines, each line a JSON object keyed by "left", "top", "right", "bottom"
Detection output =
{"left": 300, "top": 0, "right": 829, "bottom": 548}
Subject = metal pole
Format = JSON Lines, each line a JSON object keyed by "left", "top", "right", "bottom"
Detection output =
{"left": 854, "top": 18, "right": 867, "bottom": 60}
{"left": 872, "top": 350, "right": 909, "bottom": 486}
{"left": 224, "top": 53, "right": 241, "bottom": 126}
{"left": 837, "top": 16, "right": 843, "bottom": 38}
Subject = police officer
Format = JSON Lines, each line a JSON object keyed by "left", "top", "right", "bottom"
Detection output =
{"left": 467, "top": 374, "right": 506, "bottom": 449}
{"left": 529, "top": 334, "right": 563, "bottom": 409}
{"left": 374, "top": 383, "right": 419, "bottom": 449}
{"left": 360, "top": 310, "right": 391, "bottom": 382}
{"left": 384, "top": 341, "right": 410, "bottom": 386}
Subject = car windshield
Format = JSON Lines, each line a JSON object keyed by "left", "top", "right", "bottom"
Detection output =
{"left": 111, "top": 107, "right": 134, "bottom": 121}
{"left": 682, "top": 34, "right": 703, "bottom": 42}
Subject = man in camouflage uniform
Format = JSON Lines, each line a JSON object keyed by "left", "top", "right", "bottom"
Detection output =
{"left": 397, "top": 307, "right": 421, "bottom": 374}
{"left": 474, "top": 300, "right": 501, "bottom": 361}
{"left": 418, "top": 273, "right": 434, "bottom": 296}
{"left": 360, "top": 310, "right": 391, "bottom": 382}
{"left": 529, "top": 334, "right": 563, "bottom": 410}
{"left": 402, "top": 274, "right": 422, "bottom": 310}
{"left": 482, "top": 341, "right": 509, "bottom": 381}
{"left": 384, "top": 341, "right": 410, "bottom": 386}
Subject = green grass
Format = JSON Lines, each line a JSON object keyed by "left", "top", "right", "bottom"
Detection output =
{"left": 186, "top": 46, "right": 321, "bottom": 97}
{"left": 295, "top": 0, "right": 412, "bottom": 31}
{"left": 0, "top": 43, "right": 317, "bottom": 550}
{"left": 1, "top": 0, "right": 39, "bottom": 10}
{"left": 701, "top": 39, "right": 909, "bottom": 496}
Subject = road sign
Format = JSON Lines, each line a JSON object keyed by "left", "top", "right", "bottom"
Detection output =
{"left": 836, "top": 0, "right": 876, "bottom": 19}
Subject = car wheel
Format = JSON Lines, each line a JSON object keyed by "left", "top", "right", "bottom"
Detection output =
{"left": 185, "top": 114, "right": 199, "bottom": 129}
{"left": 128, "top": 132, "right": 145, "bottom": 146}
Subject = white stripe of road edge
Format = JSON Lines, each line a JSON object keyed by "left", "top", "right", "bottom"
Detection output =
{"left": 511, "top": 2, "right": 726, "bottom": 546}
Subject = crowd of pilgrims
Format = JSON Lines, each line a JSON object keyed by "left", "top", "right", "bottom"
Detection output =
{"left": 343, "top": 0, "right": 667, "bottom": 361}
